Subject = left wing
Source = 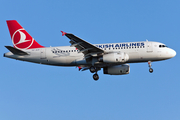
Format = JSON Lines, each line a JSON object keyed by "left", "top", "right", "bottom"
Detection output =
{"left": 61, "top": 31, "right": 104, "bottom": 57}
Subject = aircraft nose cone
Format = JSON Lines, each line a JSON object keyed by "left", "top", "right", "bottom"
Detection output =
{"left": 169, "top": 49, "right": 176, "bottom": 58}
{"left": 172, "top": 49, "right": 176, "bottom": 57}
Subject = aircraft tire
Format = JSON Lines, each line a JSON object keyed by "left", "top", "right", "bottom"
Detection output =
{"left": 93, "top": 74, "right": 99, "bottom": 81}
{"left": 149, "top": 68, "right": 153, "bottom": 73}
{"left": 90, "top": 66, "right": 96, "bottom": 73}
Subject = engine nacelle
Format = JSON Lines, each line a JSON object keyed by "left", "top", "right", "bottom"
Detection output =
{"left": 99, "top": 52, "right": 129, "bottom": 63}
{"left": 103, "top": 64, "right": 130, "bottom": 75}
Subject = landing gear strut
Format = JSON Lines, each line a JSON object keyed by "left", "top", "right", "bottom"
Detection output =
{"left": 90, "top": 66, "right": 100, "bottom": 81}
{"left": 148, "top": 61, "right": 153, "bottom": 73}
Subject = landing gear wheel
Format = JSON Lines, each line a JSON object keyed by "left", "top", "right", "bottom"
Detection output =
{"left": 149, "top": 68, "right": 153, "bottom": 73}
{"left": 93, "top": 74, "right": 99, "bottom": 81}
{"left": 148, "top": 61, "right": 153, "bottom": 73}
{"left": 90, "top": 66, "right": 96, "bottom": 73}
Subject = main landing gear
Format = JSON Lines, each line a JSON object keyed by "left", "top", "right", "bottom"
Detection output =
{"left": 90, "top": 66, "right": 100, "bottom": 81}
{"left": 148, "top": 61, "right": 153, "bottom": 73}
{"left": 93, "top": 73, "right": 99, "bottom": 81}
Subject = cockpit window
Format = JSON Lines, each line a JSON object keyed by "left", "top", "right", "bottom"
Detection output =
{"left": 159, "top": 45, "right": 167, "bottom": 48}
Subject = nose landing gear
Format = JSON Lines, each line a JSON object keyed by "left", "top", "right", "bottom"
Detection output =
{"left": 148, "top": 61, "right": 153, "bottom": 73}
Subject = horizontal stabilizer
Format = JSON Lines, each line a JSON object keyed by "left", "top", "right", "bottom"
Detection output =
{"left": 5, "top": 46, "right": 28, "bottom": 55}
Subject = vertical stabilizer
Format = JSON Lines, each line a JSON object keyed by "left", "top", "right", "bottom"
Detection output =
{"left": 6, "top": 20, "right": 44, "bottom": 49}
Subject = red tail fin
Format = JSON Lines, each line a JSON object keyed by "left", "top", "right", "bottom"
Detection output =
{"left": 6, "top": 20, "right": 44, "bottom": 49}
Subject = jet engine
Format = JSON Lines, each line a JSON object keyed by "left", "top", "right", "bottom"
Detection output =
{"left": 103, "top": 64, "right": 130, "bottom": 75}
{"left": 98, "top": 52, "right": 129, "bottom": 63}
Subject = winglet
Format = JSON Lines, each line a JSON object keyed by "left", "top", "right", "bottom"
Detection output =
{"left": 78, "top": 66, "right": 82, "bottom": 71}
{"left": 61, "top": 31, "right": 66, "bottom": 36}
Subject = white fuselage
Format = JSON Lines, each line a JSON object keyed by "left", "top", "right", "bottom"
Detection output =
{"left": 4, "top": 41, "right": 176, "bottom": 67}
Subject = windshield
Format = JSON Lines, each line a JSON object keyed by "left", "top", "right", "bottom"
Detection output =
{"left": 159, "top": 45, "right": 167, "bottom": 48}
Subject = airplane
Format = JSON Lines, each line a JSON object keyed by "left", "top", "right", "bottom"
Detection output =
{"left": 4, "top": 20, "right": 176, "bottom": 80}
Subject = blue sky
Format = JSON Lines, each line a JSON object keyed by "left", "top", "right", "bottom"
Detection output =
{"left": 0, "top": 0, "right": 180, "bottom": 120}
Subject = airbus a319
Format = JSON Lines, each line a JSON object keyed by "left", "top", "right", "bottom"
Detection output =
{"left": 4, "top": 20, "right": 176, "bottom": 80}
